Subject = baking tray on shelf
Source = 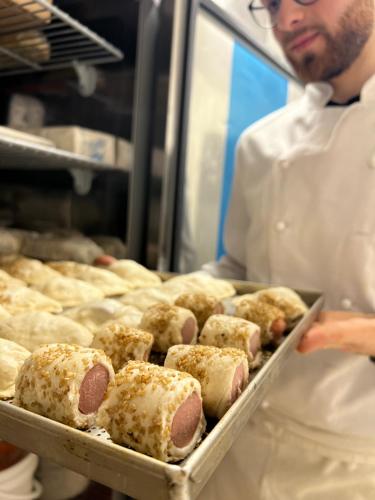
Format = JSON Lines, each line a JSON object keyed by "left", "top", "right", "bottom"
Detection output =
{"left": 0, "top": 278, "right": 323, "bottom": 500}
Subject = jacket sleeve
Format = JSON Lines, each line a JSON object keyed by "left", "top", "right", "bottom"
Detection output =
{"left": 202, "top": 137, "right": 250, "bottom": 280}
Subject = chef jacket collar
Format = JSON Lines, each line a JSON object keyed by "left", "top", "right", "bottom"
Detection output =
{"left": 361, "top": 72, "right": 375, "bottom": 103}
{"left": 304, "top": 82, "right": 333, "bottom": 107}
{"left": 304, "top": 72, "right": 375, "bottom": 108}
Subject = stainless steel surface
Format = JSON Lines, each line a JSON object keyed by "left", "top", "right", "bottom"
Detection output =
{"left": 157, "top": 0, "right": 302, "bottom": 273}
{"left": 0, "top": 134, "right": 126, "bottom": 171}
{"left": 0, "top": 280, "right": 323, "bottom": 500}
{"left": 126, "top": 0, "right": 161, "bottom": 264}
{"left": 0, "top": 0, "right": 123, "bottom": 76}
{"left": 157, "top": 0, "right": 192, "bottom": 273}
{"left": 127, "top": 0, "right": 182, "bottom": 269}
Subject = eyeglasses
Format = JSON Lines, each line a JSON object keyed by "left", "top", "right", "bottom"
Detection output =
{"left": 248, "top": 0, "right": 318, "bottom": 29}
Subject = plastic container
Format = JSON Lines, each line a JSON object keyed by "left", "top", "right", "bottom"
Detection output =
{"left": 0, "top": 453, "right": 41, "bottom": 499}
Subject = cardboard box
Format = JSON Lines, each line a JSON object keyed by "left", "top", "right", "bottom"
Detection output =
{"left": 30, "top": 126, "right": 116, "bottom": 164}
{"left": 115, "top": 138, "right": 132, "bottom": 170}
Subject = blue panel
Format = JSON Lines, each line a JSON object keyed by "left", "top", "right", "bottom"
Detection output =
{"left": 216, "top": 42, "right": 288, "bottom": 259}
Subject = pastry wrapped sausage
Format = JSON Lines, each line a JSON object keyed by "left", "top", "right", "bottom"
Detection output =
{"left": 251, "top": 287, "right": 308, "bottom": 325}
{"left": 97, "top": 361, "right": 206, "bottom": 462}
{"left": 174, "top": 293, "right": 224, "bottom": 330}
{"left": 92, "top": 324, "right": 154, "bottom": 371}
{"left": 199, "top": 314, "right": 261, "bottom": 361}
{"left": 164, "top": 345, "right": 249, "bottom": 418}
{"left": 14, "top": 344, "right": 114, "bottom": 428}
{"left": 139, "top": 304, "right": 198, "bottom": 352}
{"left": 235, "top": 299, "right": 287, "bottom": 345}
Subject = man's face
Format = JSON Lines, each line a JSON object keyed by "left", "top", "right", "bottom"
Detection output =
{"left": 272, "top": 0, "right": 375, "bottom": 82}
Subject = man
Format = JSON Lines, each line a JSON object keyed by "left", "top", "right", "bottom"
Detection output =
{"left": 198, "top": 0, "right": 375, "bottom": 498}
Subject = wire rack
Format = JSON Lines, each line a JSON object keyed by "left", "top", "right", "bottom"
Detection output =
{"left": 0, "top": 0, "right": 124, "bottom": 76}
{"left": 0, "top": 133, "right": 125, "bottom": 171}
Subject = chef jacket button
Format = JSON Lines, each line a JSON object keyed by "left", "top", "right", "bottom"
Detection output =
{"left": 276, "top": 221, "right": 287, "bottom": 232}
{"left": 279, "top": 159, "right": 290, "bottom": 169}
{"left": 341, "top": 298, "right": 352, "bottom": 310}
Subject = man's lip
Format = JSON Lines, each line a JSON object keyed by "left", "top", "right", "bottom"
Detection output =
{"left": 289, "top": 32, "right": 319, "bottom": 52}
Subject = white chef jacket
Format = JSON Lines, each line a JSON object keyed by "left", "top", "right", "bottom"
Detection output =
{"left": 203, "top": 73, "right": 375, "bottom": 445}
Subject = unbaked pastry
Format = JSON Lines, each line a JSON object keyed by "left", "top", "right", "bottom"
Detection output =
{"left": 0, "top": 338, "right": 30, "bottom": 399}
{"left": 34, "top": 276, "right": 104, "bottom": 308}
{"left": 47, "top": 261, "right": 133, "bottom": 297}
{"left": 0, "top": 286, "right": 62, "bottom": 314}
{"left": 0, "top": 311, "right": 93, "bottom": 351}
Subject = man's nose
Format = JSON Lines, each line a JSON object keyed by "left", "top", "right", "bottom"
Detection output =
{"left": 276, "top": 0, "right": 306, "bottom": 31}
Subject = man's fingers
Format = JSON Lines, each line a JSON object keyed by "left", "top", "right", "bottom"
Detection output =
{"left": 298, "top": 318, "right": 375, "bottom": 355}
{"left": 297, "top": 323, "right": 345, "bottom": 353}
{"left": 298, "top": 327, "right": 333, "bottom": 353}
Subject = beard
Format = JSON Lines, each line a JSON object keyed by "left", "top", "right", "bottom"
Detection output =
{"left": 282, "top": 0, "right": 374, "bottom": 82}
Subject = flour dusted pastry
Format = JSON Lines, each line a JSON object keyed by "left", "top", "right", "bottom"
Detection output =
{"left": 15, "top": 344, "right": 114, "bottom": 428}
{"left": 101, "top": 305, "right": 143, "bottom": 330}
{"left": 0, "top": 257, "right": 61, "bottom": 286}
{"left": 92, "top": 324, "right": 154, "bottom": 371}
{"left": 175, "top": 293, "right": 224, "bottom": 330}
{"left": 235, "top": 299, "right": 287, "bottom": 345}
{"left": 118, "top": 286, "right": 174, "bottom": 311}
{"left": 97, "top": 361, "right": 205, "bottom": 462}
{"left": 95, "top": 257, "right": 162, "bottom": 289}
{"left": 163, "top": 273, "right": 235, "bottom": 300}
{"left": 140, "top": 303, "right": 198, "bottom": 353}
{"left": 0, "top": 304, "right": 11, "bottom": 321}
{"left": 0, "top": 311, "right": 93, "bottom": 351}
{"left": 22, "top": 232, "right": 103, "bottom": 264}
{"left": 199, "top": 315, "right": 261, "bottom": 361}
{"left": 0, "top": 270, "right": 25, "bottom": 290}
{"left": 0, "top": 338, "right": 30, "bottom": 399}
{"left": 63, "top": 299, "right": 127, "bottom": 332}
{"left": 33, "top": 276, "right": 104, "bottom": 308}
{"left": 0, "top": 287, "right": 62, "bottom": 314}
{"left": 165, "top": 345, "right": 249, "bottom": 419}
{"left": 47, "top": 261, "right": 133, "bottom": 297}
{"left": 251, "top": 287, "right": 308, "bottom": 324}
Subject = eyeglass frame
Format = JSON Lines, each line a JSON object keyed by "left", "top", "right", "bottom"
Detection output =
{"left": 248, "top": 0, "right": 319, "bottom": 29}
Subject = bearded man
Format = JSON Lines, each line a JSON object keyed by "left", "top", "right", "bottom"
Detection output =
{"left": 198, "top": 1, "right": 375, "bottom": 499}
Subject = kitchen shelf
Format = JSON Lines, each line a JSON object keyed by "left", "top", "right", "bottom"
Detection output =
{"left": 0, "top": 0, "right": 124, "bottom": 77}
{"left": 0, "top": 133, "right": 126, "bottom": 172}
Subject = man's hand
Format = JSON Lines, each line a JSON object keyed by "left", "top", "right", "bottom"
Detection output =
{"left": 298, "top": 311, "right": 375, "bottom": 356}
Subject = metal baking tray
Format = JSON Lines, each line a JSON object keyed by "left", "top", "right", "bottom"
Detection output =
{"left": 0, "top": 279, "right": 323, "bottom": 500}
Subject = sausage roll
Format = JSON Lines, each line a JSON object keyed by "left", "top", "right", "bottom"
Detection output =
{"left": 199, "top": 314, "right": 261, "bottom": 361}
{"left": 15, "top": 343, "right": 114, "bottom": 428}
{"left": 139, "top": 304, "right": 198, "bottom": 352}
{"left": 163, "top": 273, "right": 235, "bottom": 300}
{"left": 92, "top": 324, "right": 154, "bottom": 371}
{"left": 252, "top": 287, "right": 308, "bottom": 325}
{"left": 97, "top": 361, "right": 206, "bottom": 462}
{"left": 174, "top": 293, "right": 224, "bottom": 330}
{"left": 235, "top": 299, "right": 287, "bottom": 345}
{"left": 164, "top": 345, "right": 249, "bottom": 419}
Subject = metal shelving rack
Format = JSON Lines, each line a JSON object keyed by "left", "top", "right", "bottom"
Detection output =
{"left": 0, "top": 133, "right": 123, "bottom": 171}
{"left": 0, "top": 0, "right": 126, "bottom": 178}
{"left": 0, "top": 0, "right": 124, "bottom": 76}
